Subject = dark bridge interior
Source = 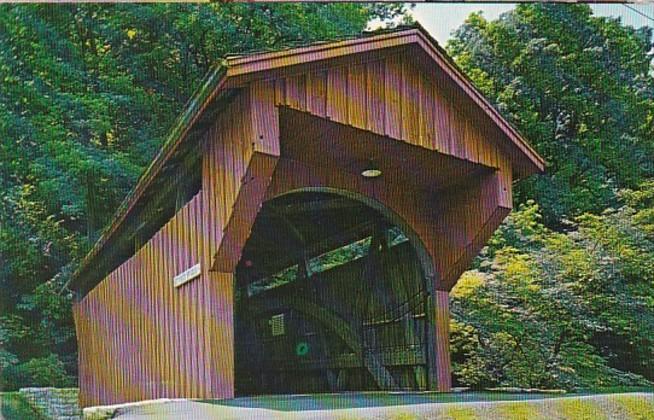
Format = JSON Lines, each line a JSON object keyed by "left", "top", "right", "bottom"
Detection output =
{"left": 234, "top": 192, "right": 431, "bottom": 395}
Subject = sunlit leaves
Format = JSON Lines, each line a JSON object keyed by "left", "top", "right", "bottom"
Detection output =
{"left": 451, "top": 186, "right": 654, "bottom": 390}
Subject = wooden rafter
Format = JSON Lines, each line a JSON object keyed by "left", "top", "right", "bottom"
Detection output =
{"left": 272, "top": 198, "right": 366, "bottom": 215}
{"left": 242, "top": 217, "right": 384, "bottom": 282}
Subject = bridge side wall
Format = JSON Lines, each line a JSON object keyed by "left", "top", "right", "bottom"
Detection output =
{"left": 74, "top": 90, "right": 274, "bottom": 407}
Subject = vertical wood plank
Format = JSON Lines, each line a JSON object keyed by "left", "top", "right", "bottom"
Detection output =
{"left": 285, "top": 74, "right": 307, "bottom": 110}
{"left": 116, "top": 266, "right": 125, "bottom": 402}
{"left": 193, "top": 195, "right": 209, "bottom": 398}
{"left": 422, "top": 77, "right": 436, "bottom": 151}
{"left": 433, "top": 291, "right": 451, "bottom": 391}
{"left": 178, "top": 204, "right": 191, "bottom": 397}
{"left": 326, "top": 66, "right": 348, "bottom": 122}
{"left": 432, "top": 77, "right": 451, "bottom": 155}
{"left": 464, "top": 114, "right": 479, "bottom": 163}
{"left": 401, "top": 59, "right": 421, "bottom": 144}
{"left": 274, "top": 78, "right": 286, "bottom": 106}
{"left": 366, "top": 60, "right": 385, "bottom": 134}
{"left": 161, "top": 221, "right": 173, "bottom": 397}
{"left": 250, "top": 80, "right": 280, "bottom": 157}
{"left": 347, "top": 63, "right": 367, "bottom": 129}
{"left": 170, "top": 211, "right": 182, "bottom": 397}
{"left": 148, "top": 232, "right": 158, "bottom": 398}
{"left": 384, "top": 55, "right": 402, "bottom": 139}
{"left": 307, "top": 70, "right": 327, "bottom": 117}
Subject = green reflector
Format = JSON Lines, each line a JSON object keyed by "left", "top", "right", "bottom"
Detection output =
{"left": 296, "top": 342, "right": 310, "bottom": 357}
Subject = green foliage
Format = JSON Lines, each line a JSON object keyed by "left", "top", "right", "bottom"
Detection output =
{"left": 447, "top": 3, "right": 654, "bottom": 391}
{"left": 451, "top": 183, "right": 654, "bottom": 390}
{"left": 0, "top": 4, "right": 408, "bottom": 390}
{"left": 447, "top": 4, "right": 654, "bottom": 226}
{"left": 0, "top": 392, "right": 45, "bottom": 420}
{"left": 1, "top": 354, "right": 74, "bottom": 390}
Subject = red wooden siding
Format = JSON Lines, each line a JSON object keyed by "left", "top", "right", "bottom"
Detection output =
{"left": 432, "top": 291, "right": 451, "bottom": 392}
{"left": 74, "top": 91, "right": 268, "bottom": 407}
{"left": 76, "top": 194, "right": 215, "bottom": 406}
{"left": 254, "top": 51, "right": 506, "bottom": 171}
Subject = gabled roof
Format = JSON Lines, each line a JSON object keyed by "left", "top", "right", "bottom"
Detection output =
{"left": 69, "top": 24, "right": 544, "bottom": 293}
{"left": 220, "top": 24, "right": 544, "bottom": 171}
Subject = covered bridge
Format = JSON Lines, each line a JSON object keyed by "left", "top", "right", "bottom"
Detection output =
{"left": 68, "top": 26, "right": 544, "bottom": 407}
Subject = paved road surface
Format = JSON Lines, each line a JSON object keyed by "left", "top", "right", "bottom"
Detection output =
{"left": 114, "top": 392, "right": 654, "bottom": 419}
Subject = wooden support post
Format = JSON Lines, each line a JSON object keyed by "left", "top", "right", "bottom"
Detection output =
{"left": 298, "top": 251, "right": 311, "bottom": 282}
{"left": 361, "top": 224, "right": 385, "bottom": 313}
{"left": 206, "top": 271, "right": 236, "bottom": 399}
{"left": 426, "top": 277, "right": 452, "bottom": 392}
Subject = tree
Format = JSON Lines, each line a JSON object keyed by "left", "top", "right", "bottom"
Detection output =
{"left": 0, "top": 3, "right": 409, "bottom": 389}
{"left": 447, "top": 4, "right": 654, "bottom": 227}
{"left": 451, "top": 182, "right": 654, "bottom": 390}
{"left": 447, "top": 4, "right": 654, "bottom": 390}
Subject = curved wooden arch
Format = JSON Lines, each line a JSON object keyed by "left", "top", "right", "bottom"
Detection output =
{"left": 262, "top": 158, "right": 443, "bottom": 286}
{"left": 269, "top": 186, "right": 437, "bottom": 289}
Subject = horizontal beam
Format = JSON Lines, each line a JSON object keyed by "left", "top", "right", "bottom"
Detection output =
{"left": 270, "top": 197, "right": 366, "bottom": 215}
{"left": 243, "top": 218, "right": 384, "bottom": 280}
{"left": 251, "top": 349, "right": 426, "bottom": 371}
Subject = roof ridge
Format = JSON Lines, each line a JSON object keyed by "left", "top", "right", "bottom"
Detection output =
{"left": 223, "top": 24, "right": 423, "bottom": 59}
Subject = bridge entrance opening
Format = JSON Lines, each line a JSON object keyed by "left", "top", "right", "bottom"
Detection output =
{"left": 234, "top": 191, "right": 433, "bottom": 396}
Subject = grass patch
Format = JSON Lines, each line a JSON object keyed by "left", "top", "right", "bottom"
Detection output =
{"left": 496, "top": 401, "right": 545, "bottom": 420}
{"left": 0, "top": 392, "right": 44, "bottom": 420}
{"left": 204, "top": 391, "right": 654, "bottom": 419}
{"left": 389, "top": 412, "right": 420, "bottom": 420}
{"left": 443, "top": 405, "right": 478, "bottom": 420}
{"left": 209, "top": 391, "right": 566, "bottom": 411}
{"left": 553, "top": 397, "right": 608, "bottom": 420}
{"left": 612, "top": 394, "right": 654, "bottom": 420}
{"left": 579, "top": 386, "right": 654, "bottom": 395}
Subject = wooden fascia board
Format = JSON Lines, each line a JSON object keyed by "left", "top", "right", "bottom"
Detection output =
{"left": 225, "top": 30, "right": 418, "bottom": 80}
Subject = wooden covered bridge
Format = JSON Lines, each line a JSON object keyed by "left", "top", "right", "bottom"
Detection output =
{"left": 68, "top": 26, "right": 544, "bottom": 407}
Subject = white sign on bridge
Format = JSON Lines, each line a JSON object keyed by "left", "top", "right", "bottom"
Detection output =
{"left": 173, "top": 263, "right": 201, "bottom": 288}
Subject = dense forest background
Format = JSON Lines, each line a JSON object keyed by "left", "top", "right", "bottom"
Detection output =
{"left": 0, "top": 4, "right": 652, "bottom": 391}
